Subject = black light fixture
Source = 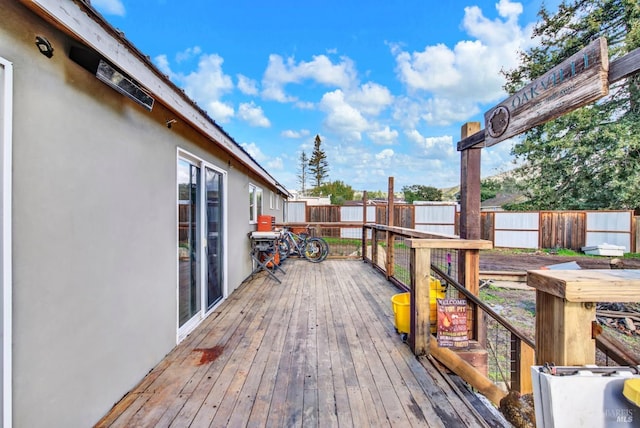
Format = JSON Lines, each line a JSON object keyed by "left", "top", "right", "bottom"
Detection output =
{"left": 35, "top": 36, "right": 54, "bottom": 58}
{"left": 69, "top": 45, "right": 155, "bottom": 111}
{"left": 96, "top": 59, "right": 154, "bottom": 111}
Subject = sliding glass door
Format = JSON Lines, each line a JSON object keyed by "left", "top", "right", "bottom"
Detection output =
{"left": 205, "top": 167, "right": 223, "bottom": 309}
{"left": 178, "top": 160, "right": 201, "bottom": 328}
{"left": 178, "top": 155, "right": 226, "bottom": 338}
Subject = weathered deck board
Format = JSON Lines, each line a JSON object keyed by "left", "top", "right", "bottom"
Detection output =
{"left": 96, "top": 259, "right": 493, "bottom": 427}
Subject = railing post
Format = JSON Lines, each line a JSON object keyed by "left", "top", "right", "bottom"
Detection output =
{"left": 372, "top": 228, "right": 378, "bottom": 268}
{"left": 386, "top": 177, "right": 395, "bottom": 279}
{"left": 511, "top": 336, "right": 534, "bottom": 394}
{"left": 464, "top": 248, "right": 485, "bottom": 347}
{"left": 362, "top": 191, "right": 368, "bottom": 260}
{"left": 410, "top": 246, "right": 431, "bottom": 356}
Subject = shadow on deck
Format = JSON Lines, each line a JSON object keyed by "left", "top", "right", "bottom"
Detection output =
{"left": 97, "top": 259, "right": 498, "bottom": 427}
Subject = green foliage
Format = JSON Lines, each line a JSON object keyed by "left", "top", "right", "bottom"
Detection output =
{"left": 480, "top": 179, "right": 500, "bottom": 202}
{"left": 504, "top": 0, "right": 640, "bottom": 210}
{"left": 402, "top": 185, "right": 442, "bottom": 204}
{"left": 365, "top": 190, "right": 387, "bottom": 199}
{"left": 308, "top": 134, "right": 329, "bottom": 189}
{"left": 309, "top": 180, "right": 355, "bottom": 205}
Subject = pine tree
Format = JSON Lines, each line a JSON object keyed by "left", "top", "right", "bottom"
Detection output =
{"left": 297, "top": 151, "right": 309, "bottom": 194}
{"left": 308, "top": 134, "right": 329, "bottom": 189}
{"left": 504, "top": 0, "right": 640, "bottom": 210}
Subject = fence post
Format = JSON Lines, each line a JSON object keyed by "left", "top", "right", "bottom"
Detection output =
{"left": 410, "top": 246, "right": 431, "bottom": 356}
{"left": 362, "top": 191, "right": 368, "bottom": 260}
{"left": 386, "top": 177, "right": 395, "bottom": 279}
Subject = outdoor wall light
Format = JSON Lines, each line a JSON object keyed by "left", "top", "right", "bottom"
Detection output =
{"left": 166, "top": 119, "right": 177, "bottom": 129}
{"left": 35, "top": 36, "right": 54, "bottom": 58}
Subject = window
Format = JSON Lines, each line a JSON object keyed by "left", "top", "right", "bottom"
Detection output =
{"left": 269, "top": 191, "right": 275, "bottom": 209}
{"left": 249, "top": 184, "right": 262, "bottom": 222}
{"left": 276, "top": 194, "right": 280, "bottom": 210}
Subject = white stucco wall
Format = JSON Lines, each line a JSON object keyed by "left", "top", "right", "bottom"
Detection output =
{"left": 0, "top": 2, "right": 286, "bottom": 426}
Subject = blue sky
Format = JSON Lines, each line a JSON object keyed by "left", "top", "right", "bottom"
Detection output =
{"left": 93, "top": 0, "right": 558, "bottom": 193}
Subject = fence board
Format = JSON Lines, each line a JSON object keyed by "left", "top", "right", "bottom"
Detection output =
{"left": 540, "top": 211, "right": 586, "bottom": 250}
{"left": 287, "top": 203, "right": 637, "bottom": 252}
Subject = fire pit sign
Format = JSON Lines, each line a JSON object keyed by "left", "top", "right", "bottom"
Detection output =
{"left": 437, "top": 298, "right": 469, "bottom": 348}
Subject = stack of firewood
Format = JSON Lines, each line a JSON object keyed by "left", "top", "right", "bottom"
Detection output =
{"left": 596, "top": 302, "right": 640, "bottom": 335}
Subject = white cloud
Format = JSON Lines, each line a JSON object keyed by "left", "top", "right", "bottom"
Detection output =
{"left": 262, "top": 54, "right": 357, "bottom": 102}
{"left": 182, "top": 54, "right": 234, "bottom": 103}
{"left": 91, "top": 0, "right": 125, "bottom": 16}
{"left": 281, "top": 129, "right": 311, "bottom": 138}
{"left": 238, "top": 102, "right": 271, "bottom": 127}
{"left": 347, "top": 82, "right": 394, "bottom": 116}
{"left": 154, "top": 54, "right": 176, "bottom": 80}
{"left": 395, "top": 44, "right": 460, "bottom": 93}
{"left": 156, "top": 52, "right": 235, "bottom": 123}
{"left": 392, "top": 0, "right": 536, "bottom": 126}
{"left": 405, "top": 130, "right": 454, "bottom": 159}
{"left": 175, "top": 46, "right": 202, "bottom": 63}
{"left": 267, "top": 157, "right": 284, "bottom": 170}
{"left": 375, "top": 149, "right": 394, "bottom": 160}
{"left": 241, "top": 142, "right": 266, "bottom": 163}
{"left": 207, "top": 100, "right": 234, "bottom": 123}
{"left": 368, "top": 126, "right": 398, "bottom": 145}
{"left": 319, "top": 90, "right": 369, "bottom": 141}
{"left": 237, "top": 74, "right": 259, "bottom": 95}
{"left": 295, "top": 101, "right": 315, "bottom": 109}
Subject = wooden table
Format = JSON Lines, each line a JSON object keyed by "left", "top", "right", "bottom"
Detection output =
{"left": 527, "top": 269, "right": 640, "bottom": 366}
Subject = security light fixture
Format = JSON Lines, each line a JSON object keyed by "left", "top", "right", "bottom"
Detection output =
{"left": 35, "top": 36, "right": 54, "bottom": 58}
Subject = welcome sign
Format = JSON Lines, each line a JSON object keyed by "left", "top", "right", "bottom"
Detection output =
{"left": 437, "top": 298, "right": 469, "bottom": 348}
{"left": 484, "top": 37, "right": 609, "bottom": 147}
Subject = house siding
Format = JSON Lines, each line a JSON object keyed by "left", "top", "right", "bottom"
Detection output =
{"left": 0, "top": 1, "right": 286, "bottom": 426}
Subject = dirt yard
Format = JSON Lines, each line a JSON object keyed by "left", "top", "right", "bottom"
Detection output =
{"left": 480, "top": 248, "right": 640, "bottom": 271}
{"left": 479, "top": 249, "right": 640, "bottom": 363}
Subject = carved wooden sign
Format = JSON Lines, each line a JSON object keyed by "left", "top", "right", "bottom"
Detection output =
{"left": 484, "top": 37, "right": 609, "bottom": 147}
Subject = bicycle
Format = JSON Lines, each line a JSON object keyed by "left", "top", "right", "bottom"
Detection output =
{"left": 278, "top": 226, "right": 329, "bottom": 263}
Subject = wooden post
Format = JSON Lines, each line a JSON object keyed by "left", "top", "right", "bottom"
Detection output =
{"left": 410, "top": 246, "right": 431, "bottom": 355}
{"left": 407, "top": 238, "right": 493, "bottom": 359}
{"left": 459, "top": 122, "right": 484, "bottom": 345}
{"left": 371, "top": 227, "right": 378, "bottom": 268}
{"left": 534, "top": 291, "right": 596, "bottom": 365}
{"left": 511, "top": 335, "right": 534, "bottom": 394}
{"left": 362, "top": 190, "right": 368, "bottom": 260}
{"left": 527, "top": 269, "right": 640, "bottom": 366}
{"left": 386, "top": 177, "right": 395, "bottom": 279}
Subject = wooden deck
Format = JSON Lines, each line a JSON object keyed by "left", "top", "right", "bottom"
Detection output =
{"left": 97, "top": 259, "right": 493, "bottom": 427}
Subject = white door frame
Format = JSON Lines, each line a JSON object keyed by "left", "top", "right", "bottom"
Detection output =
{"left": 1, "top": 56, "right": 14, "bottom": 428}
{"left": 176, "top": 149, "right": 228, "bottom": 343}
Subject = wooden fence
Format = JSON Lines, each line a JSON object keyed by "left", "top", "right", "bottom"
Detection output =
{"left": 285, "top": 202, "right": 638, "bottom": 252}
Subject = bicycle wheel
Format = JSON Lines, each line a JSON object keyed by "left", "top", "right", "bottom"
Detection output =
{"left": 303, "top": 238, "right": 325, "bottom": 263}
{"left": 278, "top": 237, "right": 291, "bottom": 261}
{"left": 317, "top": 237, "right": 329, "bottom": 261}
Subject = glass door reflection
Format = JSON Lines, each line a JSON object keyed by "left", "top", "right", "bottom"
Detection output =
{"left": 205, "top": 167, "right": 223, "bottom": 309}
{"left": 178, "top": 160, "right": 201, "bottom": 327}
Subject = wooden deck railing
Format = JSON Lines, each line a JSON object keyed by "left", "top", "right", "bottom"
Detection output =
{"left": 361, "top": 223, "right": 535, "bottom": 395}
{"left": 281, "top": 221, "right": 638, "bottom": 397}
